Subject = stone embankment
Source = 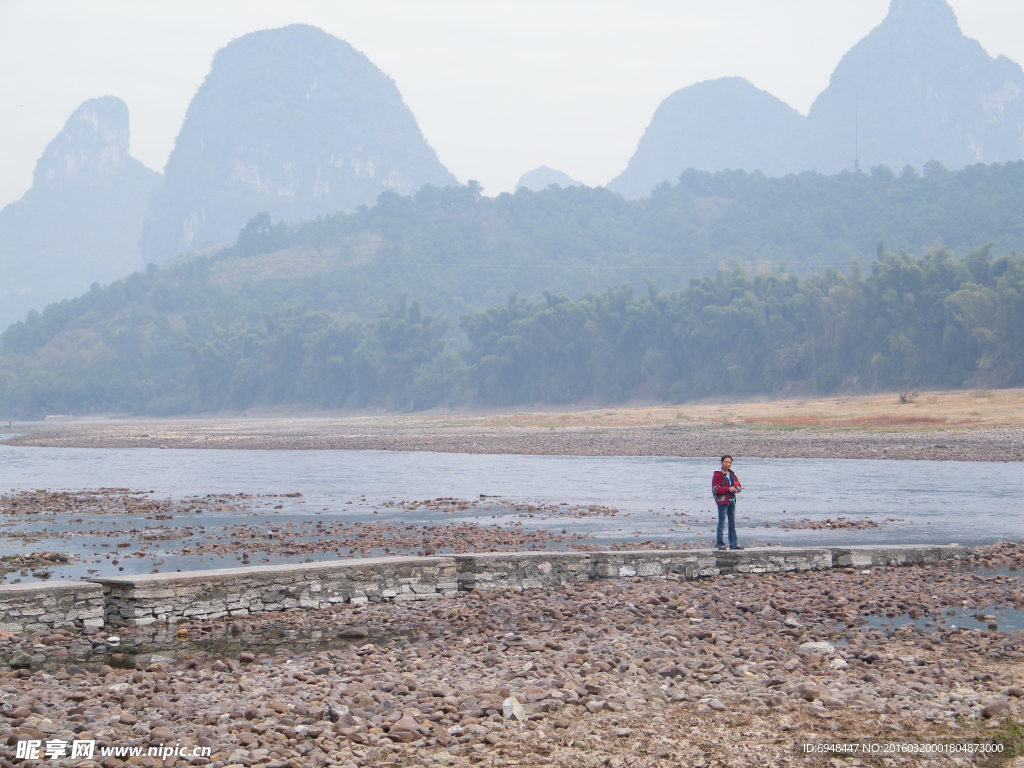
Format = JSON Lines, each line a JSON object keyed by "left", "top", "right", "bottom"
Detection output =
{"left": 0, "top": 545, "right": 959, "bottom": 632}
{"left": 0, "top": 582, "right": 104, "bottom": 633}
{"left": 0, "top": 543, "right": 1020, "bottom": 768}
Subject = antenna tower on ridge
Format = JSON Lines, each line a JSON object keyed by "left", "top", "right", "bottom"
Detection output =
{"left": 854, "top": 100, "right": 861, "bottom": 173}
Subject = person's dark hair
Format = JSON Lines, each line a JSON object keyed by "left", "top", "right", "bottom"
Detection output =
{"left": 720, "top": 455, "right": 733, "bottom": 463}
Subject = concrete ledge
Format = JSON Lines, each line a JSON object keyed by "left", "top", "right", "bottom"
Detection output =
{"left": 0, "top": 581, "right": 104, "bottom": 633}
{"left": 0, "top": 544, "right": 964, "bottom": 632}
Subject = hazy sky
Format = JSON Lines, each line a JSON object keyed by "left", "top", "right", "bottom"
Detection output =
{"left": 1, "top": 0, "right": 1022, "bottom": 209}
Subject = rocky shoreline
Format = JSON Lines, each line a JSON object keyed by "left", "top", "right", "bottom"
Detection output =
{"left": 1, "top": 543, "right": 1022, "bottom": 767}
{"left": 2, "top": 414, "right": 1022, "bottom": 765}
{"left": 5, "top": 419, "right": 1024, "bottom": 461}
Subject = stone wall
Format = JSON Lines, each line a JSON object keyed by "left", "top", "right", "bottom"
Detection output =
{"left": 0, "top": 581, "right": 104, "bottom": 633}
{"left": 828, "top": 544, "right": 961, "bottom": 568}
{"left": 93, "top": 556, "right": 458, "bottom": 626}
{"left": 718, "top": 547, "right": 833, "bottom": 574}
{"left": 0, "top": 544, "right": 964, "bottom": 631}
{"left": 590, "top": 550, "right": 719, "bottom": 580}
{"left": 453, "top": 552, "right": 592, "bottom": 592}
{"left": 588, "top": 547, "right": 836, "bottom": 581}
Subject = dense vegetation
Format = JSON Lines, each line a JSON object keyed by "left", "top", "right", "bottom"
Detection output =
{"left": 290, "top": 161, "right": 1024, "bottom": 280}
{"left": 6, "top": 162, "right": 1024, "bottom": 416}
{"left": 1, "top": 246, "right": 1021, "bottom": 416}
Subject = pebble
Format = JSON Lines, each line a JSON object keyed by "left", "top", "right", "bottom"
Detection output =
{"left": 0, "top": 542, "right": 1019, "bottom": 768}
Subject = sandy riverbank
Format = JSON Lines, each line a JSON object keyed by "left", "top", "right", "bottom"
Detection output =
{"left": 1, "top": 544, "right": 1022, "bottom": 767}
{"left": 6, "top": 390, "right": 1024, "bottom": 460}
{"left": 5, "top": 416, "right": 1023, "bottom": 462}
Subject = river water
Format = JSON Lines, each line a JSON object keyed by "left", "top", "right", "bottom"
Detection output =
{"left": 1, "top": 445, "right": 1021, "bottom": 580}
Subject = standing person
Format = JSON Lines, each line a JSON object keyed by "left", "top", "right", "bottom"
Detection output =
{"left": 712, "top": 455, "right": 743, "bottom": 550}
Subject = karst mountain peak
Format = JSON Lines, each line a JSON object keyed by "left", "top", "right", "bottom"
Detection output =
{"left": 140, "top": 23, "right": 455, "bottom": 263}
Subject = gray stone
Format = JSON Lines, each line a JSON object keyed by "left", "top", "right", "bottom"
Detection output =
{"left": 798, "top": 641, "right": 835, "bottom": 655}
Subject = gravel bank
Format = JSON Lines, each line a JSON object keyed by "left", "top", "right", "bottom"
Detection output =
{"left": 5, "top": 419, "right": 1024, "bottom": 461}
{"left": 1, "top": 543, "right": 1022, "bottom": 767}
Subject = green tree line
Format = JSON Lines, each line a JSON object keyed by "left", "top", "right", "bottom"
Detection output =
{"left": 9, "top": 159, "right": 1024, "bottom": 370}
{"left": 2, "top": 249, "right": 1021, "bottom": 416}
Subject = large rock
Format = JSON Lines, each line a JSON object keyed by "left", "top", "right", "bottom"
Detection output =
{"left": 0, "top": 96, "right": 160, "bottom": 329}
{"left": 797, "top": 641, "right": 836, "bottom": 655}
{"left": 140, "top": 24, "right": 455, "bottom": 263}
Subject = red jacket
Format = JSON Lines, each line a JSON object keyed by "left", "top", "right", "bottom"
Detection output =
{"left": 712, "top": 470, "right": 741, "bottom": 505}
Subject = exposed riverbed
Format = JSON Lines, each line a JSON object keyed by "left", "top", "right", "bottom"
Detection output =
{"left": 6, "top": 418, "right": 1024, "bottom": 461}
{"left": 2, "top": 448, "right": 1022, "bottom": 582}
{"left": 1, "top": 544, "right": 1022, "bottom": 768}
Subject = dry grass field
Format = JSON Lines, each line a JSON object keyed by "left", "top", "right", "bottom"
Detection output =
{"left": 8, "top": 388, "right": 1024, "bottom": 461}
{"left": 423, "top": 388, "right": 1024, "bottom": 432}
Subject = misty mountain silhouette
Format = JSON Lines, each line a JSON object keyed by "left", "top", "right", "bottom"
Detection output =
{"left": 516, "top": 166, "right": 583, "bottom": 191}
{"left": 6, "top": 3, "right": 1024, "bottom": 330}
{"left": 608, "top": 77, "right": 805, "bottom": 199}
{"left": 0, "top": 96, "right": 160, "bottom": 329}
{"left": 610, "top": 0, "right": 1024, "bottom": 197}
{"left": 140, "top": 24, "right": 455, "bottom": 264}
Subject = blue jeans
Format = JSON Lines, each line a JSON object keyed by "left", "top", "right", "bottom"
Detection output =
{"left": 716, "top": 503, "right": 737, "bottom": 548}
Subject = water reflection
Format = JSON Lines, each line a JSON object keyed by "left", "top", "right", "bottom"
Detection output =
{"left": 861, "top": 567, "right": 1024, "bottom": 633}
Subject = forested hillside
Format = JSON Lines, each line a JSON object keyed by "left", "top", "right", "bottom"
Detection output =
{"left": 6, "top": 162, "right": 1024, "bottom": 416}
{"left": 2, "top": 247, "right": 1021, "bottom": 416}
{"left": 245, "top": 160, "right": 1024, "bottom": 294}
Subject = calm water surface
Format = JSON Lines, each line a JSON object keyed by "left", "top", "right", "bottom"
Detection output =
{"left": 1, "top": 444, "right": 1021, "bottom": 580}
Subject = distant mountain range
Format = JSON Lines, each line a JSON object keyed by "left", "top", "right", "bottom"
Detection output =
{"left": 0, "top": 25, "right": 455, "bottom": 329}
{"left": 610, "top": 0, "right": 1024, "bottom": 197}
{"left": 4, "top": 0, "right": 1024, "bottom": 330}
